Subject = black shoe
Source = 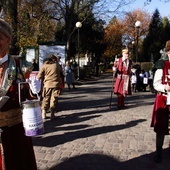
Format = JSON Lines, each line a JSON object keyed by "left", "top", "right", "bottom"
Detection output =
{"left": 117, "top": 105, "right": 126, "bottom": 109}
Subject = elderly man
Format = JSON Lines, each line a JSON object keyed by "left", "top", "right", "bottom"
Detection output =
{"left": 0, "top": 19, "right": 38, "bottom": 169}
{"left": 113, "top": 49, "right": 133, "bottom": 109}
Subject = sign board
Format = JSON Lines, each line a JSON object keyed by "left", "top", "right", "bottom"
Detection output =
{"left": 39, "top": 45, "right": 66, "bottom": 68}
{"left": 26, "top": 48, "right": 36, "bottom": 62}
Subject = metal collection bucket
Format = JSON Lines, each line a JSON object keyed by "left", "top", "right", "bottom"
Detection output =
{"left": 21, "top": 100, "right": 44, "bottom": 136}
{"left": 18, "top": 82, "right": 44, "bottom": 136}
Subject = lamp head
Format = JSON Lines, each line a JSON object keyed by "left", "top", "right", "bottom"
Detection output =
{"left": 76, "top": 22, "right": 82, "bottom": 28}
{"left": 135, "top": 21, "right": 141, "bottom": 28}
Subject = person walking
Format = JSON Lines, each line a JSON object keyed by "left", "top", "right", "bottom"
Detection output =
{"left": 143, "top": 70, "right": 149, "bottom": 92}
{"left": 65, "top": 60, "right": 76, "bottom": 89}
{"left": 0, "top": 19, "right": 38, "bottom": 169}
{"left": 131, "top": 68, "right": 137, "bottom": 92}
{"left": 139, "top": 69, "right": 145, "bottom": 91}
{"left": 57, "top": 56, "right": 65, "bottom": 94}
{"left": 151, "top": 40, "right": 170, "bottom": 163}
{"left": 112, "top": 49, "right": 132, "bottom": 108}
{"left": 37, "top": 54, "right": 61, "bottom": 120}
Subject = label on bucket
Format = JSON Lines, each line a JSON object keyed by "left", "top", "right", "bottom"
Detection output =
{"left": 22, "top": 106, "right": 44, "bottom": 136}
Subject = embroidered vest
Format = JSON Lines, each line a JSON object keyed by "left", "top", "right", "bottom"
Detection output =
{"left": 0, "top": 56, "right": 25, "bottom": 96}
{"left": 162, "top": 60, "right": 170, "bottom": 85}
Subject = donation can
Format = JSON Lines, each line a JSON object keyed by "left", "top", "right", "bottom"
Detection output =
{"left": 22, "top": 100, "right": 44, "bottom": 136}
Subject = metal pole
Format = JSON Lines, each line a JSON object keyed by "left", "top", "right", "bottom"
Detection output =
{"left": 77, "top": 28, "right": 80, "bottom": 80}
{"left": 136, "top": 28, "right": 139, "bottom": 63}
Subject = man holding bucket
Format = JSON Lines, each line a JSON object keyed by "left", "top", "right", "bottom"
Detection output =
{"left": 0, "top": 19, "right": 38, "bottom": 169}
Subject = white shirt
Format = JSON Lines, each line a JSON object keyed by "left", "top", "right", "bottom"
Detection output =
{"left": 153, "top": 69, "right": 166, "bottom": 92}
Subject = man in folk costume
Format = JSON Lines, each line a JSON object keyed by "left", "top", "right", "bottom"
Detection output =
{"left": 113, "top": 49, "right": 132, "bottom": 108}
{"left": 151, "top": 40, "right": 170, "bottom": 163}
{"left": 0, "top": 19, "right": 39, "bottom": 169}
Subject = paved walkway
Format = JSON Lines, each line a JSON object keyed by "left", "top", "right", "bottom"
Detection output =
{"left": 32, "top": 73, "right": 170, "bottom": 170}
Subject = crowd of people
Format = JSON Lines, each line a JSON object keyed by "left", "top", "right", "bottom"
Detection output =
{"left": 112, "top": 48, "right": 154, "bottom": 109}
{"left": 130, "top": 67, "right": 153, "bottom": 93}
{"left": 1, "top": 17, "right": 170, "bottom": 169}
{"left": 112, "top": 40, "right": 170, "bottom": 163}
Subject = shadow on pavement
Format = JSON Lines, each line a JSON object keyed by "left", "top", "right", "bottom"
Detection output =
{"left": 33, "top": 119, "right": 146, "bottom": 147}
{"left": 58, "top": 93, "right": 155, "bottom": 112}
{"left": 49, "top": 149, "right": 170, "bottom": 170}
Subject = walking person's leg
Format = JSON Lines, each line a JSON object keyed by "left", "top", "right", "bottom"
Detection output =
{"left": 72, "top": 83, "right": 76, "bottom": 89}
{"left": 117, "top": 94, "right": 125, "bottom": 108}
{"left": 132, "top": 84, "right": 134, "bottom": 92}
{"left": 134, "top": 84, "right": 137, "bottom": 92}
{"left": 41, "top": 88, "right": 51, "bottom": 119}
{"left": 154, "top": 133, "right": 165, "bottom": 162}
{"left": 68, "top": 84, "right": 71, "bottom": 89}
{"left": 50, "top": 88, "right": 60, "bottom": 120}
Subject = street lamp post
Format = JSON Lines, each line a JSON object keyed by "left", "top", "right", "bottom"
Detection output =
{"left": 132, "top": 40, "right": 135, "bottom": 62}
{"left": 76, "top": 21, "right": 82, "bottom": 80}
{"left": 135, "top": 21, "right": 141, "bottom": 63}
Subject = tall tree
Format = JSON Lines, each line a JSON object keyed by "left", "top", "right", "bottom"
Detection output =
{"left": 18, "top": 0, "right": 56, "bottom": 48}
{"left": 122, "top": 9, "right": 151, "bottom": 62}
{"left": 161, "top": 17, "right": 170, "bottom": 47}
{"left": 142, "top": 9, "right": 162, "bottom": 62}
{"left": 103, "top": 16, "right": 122, "bottom": 59}
{"left": 103, "top": 9, "right": 151, "bottom": 61}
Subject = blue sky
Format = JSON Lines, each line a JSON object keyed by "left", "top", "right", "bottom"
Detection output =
{"left": 127, "top": 0, "right": 170, "bottom": 17}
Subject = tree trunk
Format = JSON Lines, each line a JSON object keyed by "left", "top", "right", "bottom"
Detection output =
{"left": 8, "top": 0, "right": 20, "bottom": 55}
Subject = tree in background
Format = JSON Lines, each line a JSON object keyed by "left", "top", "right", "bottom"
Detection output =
{"left": 0, "top": 0, "right": 19, "bottom": 54}
{"left": 122, "top": 9, "right": 151, "bottom": 62}
{"left": 0, "top": 0, "right": 56, "bottom": 54}
{"left": 103, "top": 9, "right": 151, "bottom": 62}
{"left": 103, "top": 16, "right": 122, "bottom": 60}
{"left": 18, "top": 0, "right": 56, "bottom": 48}
{"left": 80, "top": 16, "right": 105, "bottom": 59}
{"left": 0, "top": 0, "right": 137, "bottom": 58}
{"left": 142, "top": 9, "right": 162, "bottom": 62}
{"left": 160, "top": 17, "right": 170, "bottom": 49}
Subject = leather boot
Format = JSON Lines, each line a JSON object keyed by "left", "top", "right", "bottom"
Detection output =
{"left": 42, "top": 110, "right": 47, "bottom": 119}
